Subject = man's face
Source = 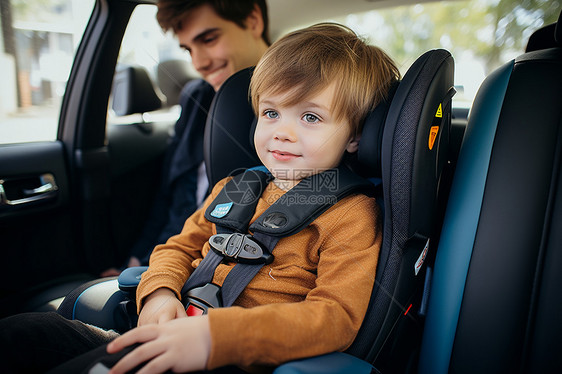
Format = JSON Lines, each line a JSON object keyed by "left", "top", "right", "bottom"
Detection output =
{"left": 176, "top": 4, "right": 266, "bottom": 91}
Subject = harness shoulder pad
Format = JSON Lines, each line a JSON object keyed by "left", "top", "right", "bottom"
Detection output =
{"left": 250, "top": 166, "right": 375, "bottom": 237}
{"left": 205, "top": 168, "right": 272, "bottom": 232}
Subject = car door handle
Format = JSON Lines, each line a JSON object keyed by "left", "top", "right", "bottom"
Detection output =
{"left": 0, "top": 173, "right": 58, "bottom": 206}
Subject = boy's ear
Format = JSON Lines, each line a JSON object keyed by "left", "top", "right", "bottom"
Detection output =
{"left": 346, "top": 135, "right": 360, "bottom": 153}
{"left": 246, "top": 4, "right": 265, "bottom": 39}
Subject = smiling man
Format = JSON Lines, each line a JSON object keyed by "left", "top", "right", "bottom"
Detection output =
{"left": 159, "top": 0, "right": 270, "bottom": 91}
{"left": 102, "top": 0, "right": 270, "bottom": 276}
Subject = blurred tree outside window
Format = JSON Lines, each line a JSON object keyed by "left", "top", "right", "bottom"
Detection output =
{"left": 1, "top": 0, "right": 559, "bottom": 143}
{"left": 342, "top": 0, "right": 560, "bottom": 106}
{"left": 0, "top": 0, "right": 93, "bottom": 144}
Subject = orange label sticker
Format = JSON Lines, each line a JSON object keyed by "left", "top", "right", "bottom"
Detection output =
{"left": 435, "top": 103, "right": 443, "bottom": 118}
{"left": 429, "top": 126, "right": 439, "bottom": 150}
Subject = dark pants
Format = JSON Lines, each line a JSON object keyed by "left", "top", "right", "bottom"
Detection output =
{"left": 47, "top": 343, "right": 142, "bottom": 374}
{"left": 48, "top": 344, "right": 248, "bottom": 374}
{"left": 0, "top": 312, "right": 249, "bottom": 374}
{"left": 0, "top": 312, "right": 117, "bottom": 373}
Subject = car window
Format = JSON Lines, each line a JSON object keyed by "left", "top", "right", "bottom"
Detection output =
{"left": 0, "top": 0, "right": 95, "bottom": 144}
{"left": 1, "top": 0, "right": 558, "bottom": 146}
{"left": 337, "top": 0, "right": 560, "bottom": 109}
{"left": 272, "top": 0, "right": 559, "bottom": 111}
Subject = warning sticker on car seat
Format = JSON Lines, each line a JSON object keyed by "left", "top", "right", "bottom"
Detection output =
{"left": 435, "top": 103, "right": 443, "bottom": 118}
{"left": 415, "top": 239, "right": 430, "bottom": 276}
{"left": 428, "top": 126, "right": 439, "bottom": 150}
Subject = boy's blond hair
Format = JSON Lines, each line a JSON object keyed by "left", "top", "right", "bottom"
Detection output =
{"left": 250, "top": 23, "right": 400, "bottom": 136}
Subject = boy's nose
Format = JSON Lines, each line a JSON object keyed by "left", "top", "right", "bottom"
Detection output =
{"left": 273, "top": 121, "right": 297, "bottom": 142}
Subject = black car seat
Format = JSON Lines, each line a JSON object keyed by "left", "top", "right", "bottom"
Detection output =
{"left": 111, "top": 65, "right": 163, "bottom": 116}
{"left": 58, "top": 49, "right": 454, "bottom": 373}
{"left": 418, "top": 11, "right": 562, "bottom": 374}
{"left": 351, "top": 48, "right": 454, "bottom": 373}
{"left": 204, "top": 50, "right": 453, "bottom": 372}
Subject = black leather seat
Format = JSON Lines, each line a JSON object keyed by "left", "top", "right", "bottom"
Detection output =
{"left": 111, "top": 65, "right": 163, "bottom": 116}
{"left": 419, "top": 10, "right": 562, "bottom": 374}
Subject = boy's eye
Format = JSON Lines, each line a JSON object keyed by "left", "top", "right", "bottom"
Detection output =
{"left": 264, "top": 110, "right": 279, "bottom": 119}
{"left": 303, "top": 113, "right": 320, "bottom": 123}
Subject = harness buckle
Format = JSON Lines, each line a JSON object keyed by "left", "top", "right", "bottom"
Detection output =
{"left": 184, "top": 283, "right": 223, "bottom": 316}
{"left": 209, "top": 233, "right": 274, "bottom": 264}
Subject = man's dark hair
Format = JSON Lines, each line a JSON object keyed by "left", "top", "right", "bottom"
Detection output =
{"left": 157, "top": 0, "right": 270, "bottom": 45}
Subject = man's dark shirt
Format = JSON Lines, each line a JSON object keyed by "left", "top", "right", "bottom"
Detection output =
{"left": 130, "top": 79, "right": 215, "bottom": 265}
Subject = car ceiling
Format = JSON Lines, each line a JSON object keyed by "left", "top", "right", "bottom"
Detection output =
{"left": 138, "top": 0, "right": 452, "bottom": 41}
{"left": 267, "top": 0, "right": 445, "bottom": 39}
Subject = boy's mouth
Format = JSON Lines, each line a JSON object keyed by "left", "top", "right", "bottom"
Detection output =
{"left": 271, "top": 150, "right": 300, "bottom": 161}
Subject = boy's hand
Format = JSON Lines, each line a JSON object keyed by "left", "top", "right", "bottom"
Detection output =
{"left": 107, "top": 315, "right": 211, "bottom": 374}
{"left": 138, "top": 288, "right": 186, "bottom": 326}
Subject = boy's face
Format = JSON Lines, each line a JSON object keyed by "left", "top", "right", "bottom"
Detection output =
{"left": 176, "top": 4, "right": 266, "bottom": 91}
{"left": 254, "top": 84, "right": 360, "bottom": 190}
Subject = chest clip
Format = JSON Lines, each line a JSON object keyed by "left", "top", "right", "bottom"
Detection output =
{"left": 209, "top": 233, "right": 274, "bottom": 264}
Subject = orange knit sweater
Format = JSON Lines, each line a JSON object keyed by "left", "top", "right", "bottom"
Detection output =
{"left": 136, "top": 177, "right": 382, "bottom": 370}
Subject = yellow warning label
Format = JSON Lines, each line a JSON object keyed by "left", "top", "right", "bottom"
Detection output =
{"left": 435, "top": 103, "right": 443, "bottom": 118}
{"left": 429, "top": 126, "right": 439, "bottom": 150}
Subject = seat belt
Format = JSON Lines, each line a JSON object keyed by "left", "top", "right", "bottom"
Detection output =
{"left": 180, "top": 167, "right": 271, "bottom": 285}
{"left": 179, "top": 167, "right": 272, "bottom": 315}
{"left": 219, "top": 232, "right": 280, "bottom": 307}
{"left": 180, "top": 165, "right": 375, "bottom": 315}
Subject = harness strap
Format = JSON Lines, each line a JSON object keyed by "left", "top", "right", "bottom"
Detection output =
{"left": 181, "top": 165, "right": 376, "bottom": 310}
{"left": 180, "top": 250, "right": 223, "bottom": 298}
{"left": 180, "top": 169, "right": 272, "bottom": 302}
{"left": 220, "top": 232, "right": 280, "bottom": 307}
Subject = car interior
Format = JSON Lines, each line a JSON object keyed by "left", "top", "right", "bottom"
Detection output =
{"left": 0, "top": 0, "right": 561, "bottom": 373}
{"left": 58, "top": 45, "right": 454, "bottom": 372}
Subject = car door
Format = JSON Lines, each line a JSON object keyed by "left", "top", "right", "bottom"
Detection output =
{"left": 0, "top": 0, "right": 184, "bottom": 317}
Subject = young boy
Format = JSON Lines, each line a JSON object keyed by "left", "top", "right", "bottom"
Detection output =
{"left": 103, "top": 23, "right": 400, "bottom": 373}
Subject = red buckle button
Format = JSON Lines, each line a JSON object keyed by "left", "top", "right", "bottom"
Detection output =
{"left": 186, "top": 304, "right": 204, "bottom": 317}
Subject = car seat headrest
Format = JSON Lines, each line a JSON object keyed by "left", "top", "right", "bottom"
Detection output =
{"left": 356, "top": 81, "right": 399, "bottom": 178}
{"left": 111, "top": 65, "right": 163, "bottom": 116}
{"left": 157, "top": 59, "right": 196, "bottom": 106}
{"left": 204, "top": 67, "right": 399, "bottom": 186}
{"left": 204, "top": 68, "right": 261, "bottom": 186}
{"left": 556, "top": 9, "right": 562, "bottom": 45}
{"left": 526, "top": 23, "right": 557, "bottom": 52}
{"left": 381, "top": 48, "right": 455, "bottom": 239}
{"left": 526, "top": 10, "right": 562, "bottom": 52}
